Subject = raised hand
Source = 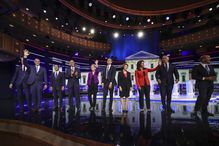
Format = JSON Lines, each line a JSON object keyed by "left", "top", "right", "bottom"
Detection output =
{"left": 23, "top": 49, "right": 30, "bottom": 58}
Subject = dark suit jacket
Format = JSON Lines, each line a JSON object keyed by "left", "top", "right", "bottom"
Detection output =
{"left": 155, "top": 63, "right": 179, "bottom": 86}
{"left": 51, "top": 72, "right": 65, "bottom": 91}
{"left": 118, "top": 71, "right": 132, "bottom": 88}
{"left": 65, "top": 67, "right": 81, "bottom": 87}
{"left": 192, "top": 64, "right": 216, "bottom": 88}
{"left": 102, "top": 65, "right": 116, "bottom": 84}
{"left": 10, "top": 65, "right": 30, "bottom": 87}
{"left": 26, "top": 65, "right": 47, "bottom": 85}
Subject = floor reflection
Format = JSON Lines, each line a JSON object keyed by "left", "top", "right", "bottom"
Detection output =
{"left": 14, "top": 99, "right": 219, "bottom": 146}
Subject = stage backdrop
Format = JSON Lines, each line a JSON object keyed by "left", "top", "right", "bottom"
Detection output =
{"left": 108, "top": 31, "right": 159, "bottom": 60}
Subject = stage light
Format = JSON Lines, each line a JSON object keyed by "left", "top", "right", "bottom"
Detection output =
{"left": 151, "top": 22, "right": 154, "bottom": 24}
{"left": 147, "top": 18, "right": 151, "bottom": 22}
{"left": 45, "top": 45, "right": 49, "bottom": 48}
{"left": 137, "top": 31, "right": 144, "bottom": 38}
{"left": 32, "top": 34, "right": 37, "bottom": 37}
{"left": 112, "top": 14, "right": 116, "bottom": 19}
{"left": 217, "top": 4, "right": 219, "bottom": 8}
{"left": 125, "top": 17, "right": 129, "bottom": 21}
{"left": 209, "top": 7, "right": 213, "bottom": 11}
{"left": 166, "top": 16, "right": 170, "bottom": 20}
{"left": 25, "top": 8, "right": 29, "bottom": 11}
{"left": 25, "top": 39, "right": 29, "bottom": 42}
{"left": 90, "top": 28, "right": 95, "bottom": 34}
{"left": 51, "top": 41, "right": 55, "bottom": 44}
{"left": 45, "top": 18, "right": 49, "bottom": 21}
{"left": 82, "top": 27, "right": 86, "bottom": 32}
{"left": 113, "top": 32, "right": 119, "bottom": 38}
{"left": 55, "top": 17, "right": 58, "bottom": 20}
{"left": 43, "top": 9, "right": 47, "bottom": 13}
{"left": 88, "top": 2, "right": 92, "bottom": 7}
{"left": 9, "top": 24, "right": 14, "bottom": 27}
{"left": 105, "top": 20, "right": 108, "bottom": 23}
{"left": 65, "top": 22, "right": 68, "bottom": 26}
{"left": 61, "top": 25, "right": 64, "bottom": 28}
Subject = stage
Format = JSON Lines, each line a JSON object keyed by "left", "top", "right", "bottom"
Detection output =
{"left": 11, "top": 97, "right": 219, "bottom": 146}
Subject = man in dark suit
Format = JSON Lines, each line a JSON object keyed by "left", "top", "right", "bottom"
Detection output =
{"left": 25, "top": 53, "right": 48, "bottom": 112}
{"left": 50, "top": 64, "right": 65, "bottom": 111}
{"left": 9, "top": 49, "right": 31, "bottom": 112}
{"left": 155, "top": 55, "right": 179, "bottom": 113}
{"left": 65, "top": 59, "right": 81, "bottom": 112}
{"left": 191, "top": 55, "right": 216, "bottom": 117}
{"left": 102, "top": 58, "right": 116, "bottom": 112}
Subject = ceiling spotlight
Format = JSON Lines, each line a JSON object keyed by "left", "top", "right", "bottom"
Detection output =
{"left": 90, "top": 28, "right": 95, "bottom": 34}
{"left": 76, "top": 30, "right": 79, "bottom": 32}
{"left": 105, "top": 20, "right": 108, "bottom": 23}
{"left": 209, "top": 7, "right": 213, "bottom": 11}
{"left": 43, "top": 9, "right": 47, "bottom": 13}
{"left": 113, "top": 32, "right": 119, "bottom": 38}
{"left": 217, "top": 4, "right": 219, "bottom": 8}
{"left": 82, "top": 27, "right": 86, "bottom": 32}
{"left": 61, "top": 25, "right": 64, "bottom": 28}
{"left": 55, "top": 17, "right": 58, "bottom": 20}
{"left": 25, "top": 8, "right": 29, "bottom": 11}
{"left": 88, "top": 2, "right": 92, "bottom": 7}
{"left": 9, "top": 24, "right": 14, "bottom": 27}
{"left": 45, "top": 18, "right": 49, "bottom": 21}
{"left": 147, "top": 18, "right": 151, "bottom": 22}
{"left": 51, "top": 41, "right": 55, "bottom": 44}
{"left": 65, "top": 22, "right": 68, "bottom": 26}
{"left": 137, "top": 31, "right": 144, "bottom": 38}
{"left": 151, "top": 22, "right": 154, "bottom": 24}
{"left": 125, "top": 17, "right": 129, "bottom": 21}
{"left": 45, "top": 45, "right": 49, "bottom": 48}
{"left": 32, "top": 34, "right": 37, "bottom": 37}
{"left": 25, "top": 39, "right": 29, "bottom": 42}
{"left": 112, "top": 14, "right": 116, "bottom": 19}
{"left": 166, "top": 16, "right": 170, "bottom": 20}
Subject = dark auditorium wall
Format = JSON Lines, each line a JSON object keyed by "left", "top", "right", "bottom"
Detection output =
{"left": 0, "top": 60, "right": 16, "bottom": 119}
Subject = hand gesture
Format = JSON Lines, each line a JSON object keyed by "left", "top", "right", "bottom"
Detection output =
{"left": 9, "top": 83, "right": 13, "bottom": 89}
{"left": 23, "top": 49, "right": 30, "bottom": 58}
{"left": 158, "top": 59, "right": 162, "bottom": 66}
{"left": 43, "top": 85, "right": 47, "bottom": 90}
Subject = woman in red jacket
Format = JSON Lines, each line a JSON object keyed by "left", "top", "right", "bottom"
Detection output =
{"left": 135, "top": 60, "right": 161, "bottom": 112}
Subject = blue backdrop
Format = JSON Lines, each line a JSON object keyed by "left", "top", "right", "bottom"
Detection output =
{"left": 108, "top": 31, "right": 159, "bottom": 60}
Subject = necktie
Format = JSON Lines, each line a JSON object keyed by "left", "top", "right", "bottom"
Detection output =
{"left": 55, "top": 72, "right": 57, "bottom": 78}
{"left": 205, "top": 65, "right": 210, "bottom": 73}
{"left": 164, "top": 63, "right": 168, "bottom": 72}
{"left": 106, "top": 66, "right": 109, "bottom": 79}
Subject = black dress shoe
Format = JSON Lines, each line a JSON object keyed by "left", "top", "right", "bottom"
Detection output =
{"left": 202, "top": 112, "right": 214, "bottom": 117}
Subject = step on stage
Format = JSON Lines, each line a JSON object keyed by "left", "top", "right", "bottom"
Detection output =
{"left": 12, "top": 98, "right": 219, "bottom": 146}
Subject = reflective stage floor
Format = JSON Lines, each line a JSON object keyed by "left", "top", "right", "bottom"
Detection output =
{"left": 13, "top": 99, "right": 219, "bottom": 146}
